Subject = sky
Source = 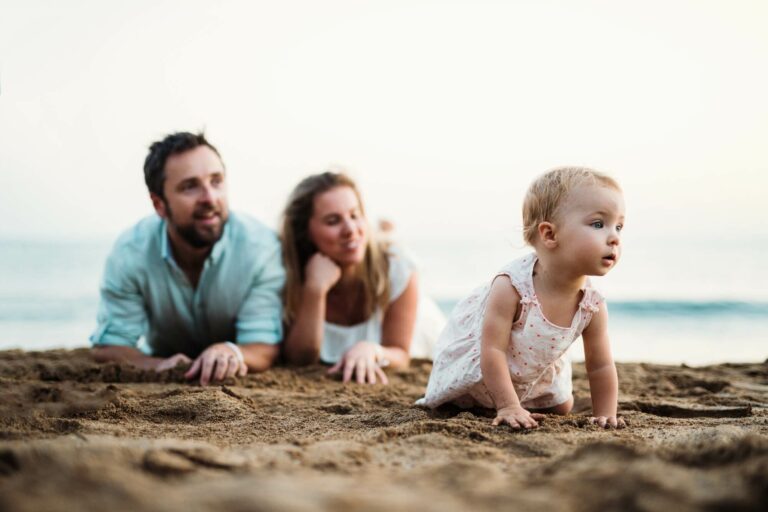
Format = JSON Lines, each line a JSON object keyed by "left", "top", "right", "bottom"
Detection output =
{"left": 1, "top": 0, "right": 767, "bottom": 251}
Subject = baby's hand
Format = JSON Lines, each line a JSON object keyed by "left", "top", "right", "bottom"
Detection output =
{"left": 589, "top": 416, "right": 626, "bottom": 429}
{"left": 492, "top": 405, "right": 546, "bottom": 430}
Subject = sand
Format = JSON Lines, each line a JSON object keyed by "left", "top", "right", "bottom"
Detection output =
{"left": 1, "top": 349, "right": 766, "bottom": 511}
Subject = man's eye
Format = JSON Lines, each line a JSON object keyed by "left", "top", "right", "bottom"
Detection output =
{"left": 591, "top": 221, "right": 604, "bottom": 229}
{"left": 211, "top": 175, "right": 224, "bottom": 186}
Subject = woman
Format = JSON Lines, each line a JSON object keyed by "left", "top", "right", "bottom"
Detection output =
{"left": 281, "top": 171, "right": 435, "bottom": 384}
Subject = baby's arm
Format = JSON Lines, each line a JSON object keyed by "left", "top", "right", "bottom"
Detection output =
{"left": 481, "top": 276, "right": 545, "bottom": 429}
{"left": 581, "top": 305, "right": 625, "bottom": 428}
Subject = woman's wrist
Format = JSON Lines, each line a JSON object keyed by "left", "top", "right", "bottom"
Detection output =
{"left": 304, "top": 280, "right": 331, "bottom": 297}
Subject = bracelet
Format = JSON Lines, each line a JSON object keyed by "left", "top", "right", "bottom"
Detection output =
{"left": 224, "top": 342, "right": 244, "bottom": 364}
{"left": 374, "top": 344, "right": 390, "bottom": 368}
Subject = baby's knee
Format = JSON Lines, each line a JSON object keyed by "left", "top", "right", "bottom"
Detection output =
{"left": 549, "top": 395, "right": 574, "bottom": 415}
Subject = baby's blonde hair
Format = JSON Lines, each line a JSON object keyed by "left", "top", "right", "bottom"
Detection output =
{"left": 522, "top": 166, "right": 621, "bottom": 246}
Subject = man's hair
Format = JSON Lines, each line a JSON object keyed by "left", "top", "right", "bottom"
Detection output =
{"left": 522, "top": 166, "right": 621, "bottom": 246}
{"left": 143, "top": 132, "right": 222, "bottom": 198}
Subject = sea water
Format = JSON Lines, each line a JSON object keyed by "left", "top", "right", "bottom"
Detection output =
{"left": 1, "top": 236, "right": 766, "bottom": 365}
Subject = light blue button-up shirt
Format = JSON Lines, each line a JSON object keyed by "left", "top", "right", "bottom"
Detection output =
{"left": 90, "top": 212, "right": 285, "bottom": 357}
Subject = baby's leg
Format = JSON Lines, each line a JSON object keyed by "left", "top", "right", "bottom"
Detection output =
{"left": 531, "top": 395, "right": 573, "bottom": 416}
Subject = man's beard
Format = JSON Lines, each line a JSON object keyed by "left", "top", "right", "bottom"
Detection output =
{"left": 166, "top": 202, "right": 228, "bottom": 249}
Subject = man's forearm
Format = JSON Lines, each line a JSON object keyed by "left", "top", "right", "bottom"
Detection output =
{"left": 92, "top": 346, "right": 161, "bottom": 370}
{"left": 240, "top": 344, "right": 280, "bottom": 372}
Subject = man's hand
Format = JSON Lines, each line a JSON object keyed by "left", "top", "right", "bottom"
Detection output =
{"left": 155, "top": 353, "right": 193, "bottom": 372}
{"left": 184, "top": 342, "right": 247, "bottom": 386}
{"left": 492, "top": 405, "right": 546, "bottom": 430}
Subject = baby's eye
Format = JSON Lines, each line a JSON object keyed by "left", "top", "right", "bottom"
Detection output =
{"left": 616, "top": 224, "right": 624, "bottom": 232}
{"left": 590, "top": 221, "right": 604, "bottom": 229}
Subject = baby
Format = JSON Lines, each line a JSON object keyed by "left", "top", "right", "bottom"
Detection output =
{"left": 417, "top": 167, "right": 625, "bottom": 429}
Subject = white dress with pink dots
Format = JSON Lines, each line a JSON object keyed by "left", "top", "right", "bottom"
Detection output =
{"left": 416, "top": 253, "right": 603, "bottom": 410}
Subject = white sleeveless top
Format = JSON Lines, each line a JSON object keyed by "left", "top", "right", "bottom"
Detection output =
{"left": 417, "top": 253, "right": 603, "bottom": 409}
{"left": 321, "top": 246, "right": 419, "bottom": 363}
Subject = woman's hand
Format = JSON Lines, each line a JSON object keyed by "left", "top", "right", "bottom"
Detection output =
{"left": 328, "top": 341, "right": 389, "bottom": 385}
{"left": 305, "top": 253, "right": 342, "bottom": 294}
{"left": 589, "top": 415, "right": 626, "bottom": 429}
{"left": 492, "top": 405, "right": 546, "bottom": 429}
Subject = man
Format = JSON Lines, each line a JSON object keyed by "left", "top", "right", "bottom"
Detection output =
{"left": 91, "top": 132, "right": 284, "bottom": 385}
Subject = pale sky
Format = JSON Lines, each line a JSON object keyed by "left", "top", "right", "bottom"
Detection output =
{"left": 1, "top": 0, "right": 767, "bottom": 249}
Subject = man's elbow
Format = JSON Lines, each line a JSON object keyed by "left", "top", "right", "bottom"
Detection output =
{"left": 92, "top": 346, "right": 115, "bottom": 363}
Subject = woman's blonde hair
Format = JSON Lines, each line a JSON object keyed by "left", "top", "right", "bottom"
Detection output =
{"left": 522, "top": 166, "right": 621, "bottom": 246}
{"left": 280, "top": 171, "right": 391, "bottom": 324}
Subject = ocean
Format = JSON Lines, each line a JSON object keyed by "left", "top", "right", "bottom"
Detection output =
{"left": 1, "top": 237, "right": 766, "bottom": 365}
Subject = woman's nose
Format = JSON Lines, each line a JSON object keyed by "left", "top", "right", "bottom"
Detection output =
{"left": 340, "top": 218, "right": 355, "bottom": 235}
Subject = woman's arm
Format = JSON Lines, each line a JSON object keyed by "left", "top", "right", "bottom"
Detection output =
{"left": 328, "top": 271, "right": 419, "bottom": 384}
{"left": 481, "top": 276, "right": 544, "bottom": 429}
{"left": 283, "top": 253, "right": 341, "bottom": 365}
{"left": 378, "top": 272, "right": 419, "bottom": 369}
{"left": 581, "top": 304, "right": 624, "bottom": 428}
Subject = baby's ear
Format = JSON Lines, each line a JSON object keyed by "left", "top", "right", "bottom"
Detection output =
{"left": 537, "top": 222, "right": 557, "bottom": 249}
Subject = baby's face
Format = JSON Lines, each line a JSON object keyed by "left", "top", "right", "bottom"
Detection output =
{"left": 555, "top": 184, "right": 626, "bottom": 276}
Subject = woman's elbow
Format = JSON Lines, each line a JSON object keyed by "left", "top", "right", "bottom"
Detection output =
{"left": 284, "top": 346, "right": 321, "bottom": 366}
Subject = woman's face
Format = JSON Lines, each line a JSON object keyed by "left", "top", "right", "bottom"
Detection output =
{"left": 308, "top": 185, "right": 368, "bottom": 267}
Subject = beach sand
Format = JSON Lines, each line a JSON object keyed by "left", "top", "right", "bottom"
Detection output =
{"left": 1, "top": 349, "right": 766, "bottom": 511}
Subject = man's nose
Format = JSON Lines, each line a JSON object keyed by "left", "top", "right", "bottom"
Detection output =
{"left": 199, "top": 183, "right": 217, "bottom": 203}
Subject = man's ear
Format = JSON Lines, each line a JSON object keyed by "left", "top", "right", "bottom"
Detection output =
{"left": 537, "top": 221, "right": 557, "bottom": 249}
{"left": 151, "top": 193, "right": 168, "bottom": 219}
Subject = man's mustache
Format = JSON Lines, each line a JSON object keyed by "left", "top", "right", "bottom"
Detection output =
{"left": 193, "top": 205, "right": 220, "bottom": 218}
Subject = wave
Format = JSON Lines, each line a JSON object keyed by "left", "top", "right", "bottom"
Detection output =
{"left": 2, "top": 297, "right": 768, "bottom": 323}
{"left": 436, "top": 299, "right": 768, "bottom": 318}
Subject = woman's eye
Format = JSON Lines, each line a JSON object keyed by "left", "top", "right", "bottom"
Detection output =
{"left": 591, "top": 221, "right": 604, "bottom": 229}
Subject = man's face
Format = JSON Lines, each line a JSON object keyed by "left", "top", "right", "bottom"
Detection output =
{"left": 151, "top": 145, "right": 229, "bottom": 249}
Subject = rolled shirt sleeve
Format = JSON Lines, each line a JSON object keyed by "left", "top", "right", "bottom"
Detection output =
{"left": 89, "top": 249, "right": 147, "bottom": 348}
{"left": 235, "top": 242, "right": 286, "bottom": 345}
